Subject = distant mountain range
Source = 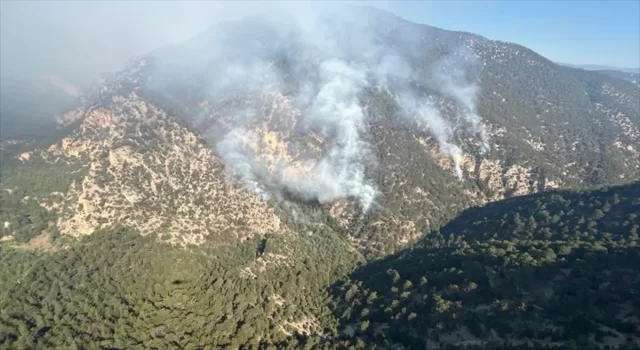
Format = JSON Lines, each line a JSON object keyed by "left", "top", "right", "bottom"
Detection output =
{"left": 559, "top": 62, "right": 640, "bottom": 74}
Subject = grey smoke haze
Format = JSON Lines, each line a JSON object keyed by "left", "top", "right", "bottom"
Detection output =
{"left": 0, "top": 1, "right": 380, "bottom": 87}
{"left": 1, "top": 1, "right": 490, "bottom": 209}
{"left": 0, "top": 1, "right": 270, "bottom": 138}
{"left": 143, "top": 4, "right": 490, "bottom": 208}
{"left": 0, "top": 1, "right": 267, "bottom": 87}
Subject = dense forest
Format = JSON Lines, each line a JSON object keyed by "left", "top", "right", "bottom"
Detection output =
{"left": 1, "top": 5, "right": 639, "bottom": 349}
{"left": 2, "top": 183, "right": 638, "bottom": 349}
{"left": 0, "top": 120, "right": 88, "bottom": 243}
{"left": 333, "top": 182, "right": 640, "bottom": 349}
{"left": 0, "top": 226, "right": 363, "bottom": 349}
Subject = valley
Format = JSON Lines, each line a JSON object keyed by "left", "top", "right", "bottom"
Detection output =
{"left": 0, "top": 5, "right": 639, "bottom": 350}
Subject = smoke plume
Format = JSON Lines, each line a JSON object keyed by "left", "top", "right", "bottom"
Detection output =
{"left": 146, "top": 4, "right": 490, "bottom": 209}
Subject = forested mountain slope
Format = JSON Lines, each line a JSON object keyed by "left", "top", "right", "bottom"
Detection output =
{"left": 1, "top": 6, "right": 638, "bottom": 258}
{"left": 0, "top": 226, "right": 363, "bottom": 349}
{"left": 595, "top": 70, "right": 640, "bottom": 86}
{"left": 1, "top": 92, "right": 282, "bottom": 246}
{"left": 1, "top": 182, "right": 638, "bottom": 349}
{"left": 333, "top": 182, "right": 640, "bottom": 349}
{"left": 1, "top": 5, "right": 640, "bottom": 349}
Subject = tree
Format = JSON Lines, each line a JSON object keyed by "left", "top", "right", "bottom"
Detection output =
{"left": 402, "top": 280, "right": 413, "bottom": 290}
{"left": 366, "top": 292, "right": 377, "bottom": 305}
{"left": 419, "top": 276, "right": 428, "bottom": 286}
{"left": 388, "top": 269, "right": 401, "bottom": 284}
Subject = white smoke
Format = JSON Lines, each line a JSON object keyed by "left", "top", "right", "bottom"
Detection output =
{"left": 279, "top": 59, "right": 377, "bottom": 211}
{"left": 147, "top": 5, "right": 490, "bottom": 208}
{"left": 416, "top": 102, "right": 465, "bottom": 180}
{"left": 431, "top": 48, "right": 490, "bottom": 153}
{"left": 216, "top": 128, "right": 270, "bottom": 199}
{"left": 396, "top": 91, "right": 465, "bottom": 179}
{"left": 375, "top": 53, "right": 472, "bottom": 180}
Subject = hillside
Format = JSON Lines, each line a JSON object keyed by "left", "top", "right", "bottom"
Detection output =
{"left": 0, "top": 5, "right": 639, "bottom": 349}
{"left": 2, "top": 6, "right": 638, "bottom": 258}
{"left": 596, "top": 70, "right": 640, "bottom": 86}
{"left": 137, "top": 7, "right": 640, "bottom": 256}
{"left": 1, "top": 183, "right": 638, "bottom": 349}
{"left": 0, "top": 226, "right": 363, "bottom": 349}
{"left": 1, "top": 92, "right": 281, "bottom": 247}
{"left": 333, "top": 182, "right": 640, "bottom": 349}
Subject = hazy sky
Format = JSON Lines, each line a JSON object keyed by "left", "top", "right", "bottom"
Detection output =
{"left": 1, "top": 1, "right": 638, "bottom": 87}
{"left": 1, "top": 1, "right": 256, "bottom": 86}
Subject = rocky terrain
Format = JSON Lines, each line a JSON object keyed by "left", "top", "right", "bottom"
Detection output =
{"left": 5, "top": 91, "right": 282, "bottom": 246}
{"left": 0, "top": 6, "right": 639, "bottom": 349}
{"left": 3, "top": 7, "right": 638, "bottom": 257}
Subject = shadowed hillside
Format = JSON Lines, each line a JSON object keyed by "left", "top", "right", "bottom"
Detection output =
{"left": 332, "top": 182, "right": 640, "bottom": 349}
{"left": 0, "top": 5, "right": 639, "bottom": 349}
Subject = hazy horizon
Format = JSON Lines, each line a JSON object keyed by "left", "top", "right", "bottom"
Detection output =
{"left": 2, "top": 1, "right": 638, "bottom": 91}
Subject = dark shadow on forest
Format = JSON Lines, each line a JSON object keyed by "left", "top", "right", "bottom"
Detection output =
{"left": 330, "top": 244, "right": 640, "bottom": 349}
{"left": 328, "top": 182, "right": 640, "bottom": 349}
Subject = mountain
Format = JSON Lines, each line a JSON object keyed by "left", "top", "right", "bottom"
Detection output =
{"left": 559, "top": 63, "right": 640, "bottom": 74}
{"left": 1, "top": 183, "right": 638, "bottom": 348}
{"left": 3, "top": 6, "right": 638, "bottom": 256}
{"left": 1, "top": 91, "right": 281, "bottom": 246}
{"left": 333, "top": 182, "right": 640, "bottom": 349}
{"left": 0, "top": 5, "right": 639, "bottom": 349}
{"left": 596, "top": 70, "right": 640, "bottom": 86}
{"left": 557, "top": 63, "right": 640, "bottom": 86}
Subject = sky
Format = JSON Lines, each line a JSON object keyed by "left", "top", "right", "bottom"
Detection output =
{"left": 1, "top": 0, "right": 639, "bottom": 87}
{"left": 376, "top": 1, "right": 640, "bottom": 69}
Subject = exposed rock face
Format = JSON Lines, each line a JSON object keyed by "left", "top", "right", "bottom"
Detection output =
{"left": 205, "top": 92, "right": 323, "bottom": 189}
{"left": 35, "top": 93, "right": 281, "bottom": 245}
{"left": 55, "top": 107, "right": 85, "bottom": 126}
{"left": 179, "top": 77, "right": 633, "bottom": 255}
{"left": 4, "top": 7, "right": 638, "bottom": 255}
